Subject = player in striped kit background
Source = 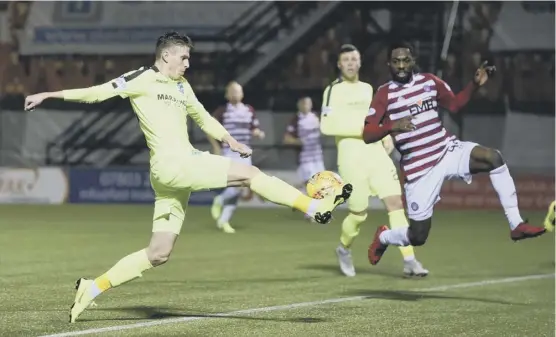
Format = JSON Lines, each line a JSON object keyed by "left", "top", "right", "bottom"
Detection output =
{"left": 283, "top": 97, "right": 325, "bottom": 187}
{"left": 283, "top": 97, "right": 325, "bottom": 221}
{"left": 209, "top": 81, "right": 265, "bottom": 233}
{"left": 364, "top": 42, "right": 546, "bottom": 265}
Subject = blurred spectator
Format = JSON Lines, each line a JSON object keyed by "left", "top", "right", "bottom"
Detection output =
{"left": 0, "top": 1, "right": 552, "bottom": 112}
{"left": 2, "top": 50, "right": 27, "bottom": 95}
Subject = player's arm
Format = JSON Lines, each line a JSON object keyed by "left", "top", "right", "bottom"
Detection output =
{"left": 381, "top": 135, "right": 395, "bottom": 155}
{"left": 430, "top": 74, "right": 476, "bottom": 113}
{"left": 362, "top": 86, "right": 393, "bottom": 143}
{"left": 24, "top": 70, "right": 146, "bottom": 110}
{"left": 283, "top": 115, "right": 302, "bottom": 146}
{"left": 185, "top": 83, "right": 230, "bottom": 142}
{"left": 319, "top": 85, "right": 366, "bottom": 138}
{"left": 206, "top": 106, "right": 225, "bottom": 155}
{"left": 432, "top": 61, "right": 495, "bottom": 113}
{"left": 249, "top": 105, "right": 265, "bottom": 139}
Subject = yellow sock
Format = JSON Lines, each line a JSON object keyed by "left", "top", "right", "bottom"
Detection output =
{"left": 250, "top": 172, "right": 314, "bottom": 213}
{"left": 94, "top": 274, "right": 112, "bottom": 292}
{"left": 340, "top": 212, "right": 368, "bottom": 248}
{"left": 388, "top": 209, "right": 415, "bottom": 260}
{"left": 84, "top": 249, "right": 152, "bottom": 302}
{"left": 105, "top": 249, "right": 153, "bottom": 288}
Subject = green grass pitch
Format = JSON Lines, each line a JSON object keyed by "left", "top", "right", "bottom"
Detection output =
{"left": 0, "top": 205, "right": 553, "bottom": 337}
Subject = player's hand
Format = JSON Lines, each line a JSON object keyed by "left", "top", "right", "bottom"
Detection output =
{"left": 474, "top": 61, "right": 496, "bottom": 86}
{"left": 391, "top": 116, "right": 416, "bottom": 133}
{"left": 230, "top": 142, "right": 253, "bottom": 158}
{"left": 24, "top": 92, "right": 50, "bottom": 111}
{"left": 252, "top": 128, "right": 265, "bottom": 139}
{"left": 223, "top": 135, "right": 252, "bottom": 158}
{"left": 381, "top": 135, "right": 395, "bottom": 155}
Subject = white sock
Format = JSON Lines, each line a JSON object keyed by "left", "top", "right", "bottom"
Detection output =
{"left": 219, "top": 204, "right": 237, "bottom": 224}
{"left": 379, "top": 226, "right": 410, "bottom": 246}
{"left": 90, "top": 282, "right": 102, "bottom": 299}
{"left": 307, "top": 199, "right": 319, "bottom": 216}
{"left": 338, "top": 244, "right": 350, "bottom": 253}
{"left": 489, "top": 164, "right": 524, "bottom": 230}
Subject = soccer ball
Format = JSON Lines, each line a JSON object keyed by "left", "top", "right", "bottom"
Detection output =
{"left": 306, "top": 171, "right": 344, "bottom": 199}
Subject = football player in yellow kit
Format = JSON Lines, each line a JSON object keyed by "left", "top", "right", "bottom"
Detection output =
{"left": 24, "top": 32, "right": 352, "bottom": 322}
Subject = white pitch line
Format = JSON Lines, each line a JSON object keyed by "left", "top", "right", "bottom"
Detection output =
{"left": 39, "top": 273, "right": 554, "bottom": 337}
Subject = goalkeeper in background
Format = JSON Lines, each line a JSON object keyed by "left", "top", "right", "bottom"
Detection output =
{"left": 320, "top": 44, "right": 428, "bottom": 277}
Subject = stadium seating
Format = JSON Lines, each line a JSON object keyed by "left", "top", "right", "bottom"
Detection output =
{"left": 0, "top": 1, "right": 553, "bottom": 109}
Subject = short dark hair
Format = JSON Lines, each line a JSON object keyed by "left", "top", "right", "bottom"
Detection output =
{"left": 338, "top": 44, "right": 359, "bottom": 57}
{"left": 388, "top": 41, "right": 415, "bottom": 58}
{"left": 155, "top": 31, "right": 193, "bottom": 59}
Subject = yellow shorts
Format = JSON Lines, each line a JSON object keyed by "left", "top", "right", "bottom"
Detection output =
{"left": 149, "top": 151, "right": 232, "bottom": 234}
{"left": 338, "top": 148, "right": 401, "bottom": 212}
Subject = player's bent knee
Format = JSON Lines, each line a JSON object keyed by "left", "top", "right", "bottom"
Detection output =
{"left": 146, "top": 231, "right": 177, "bottom": 267}
{"left": 147, "top": 250, "right": 171, "bottom": 266}
{"left": 487, "top": 148, "right": 505, "bottom": 168}
{"left": 228, "top": 161, "right": 261, "bottom": 187}
{"left": 472, "top": 146, "right": 505, "bottom": 170}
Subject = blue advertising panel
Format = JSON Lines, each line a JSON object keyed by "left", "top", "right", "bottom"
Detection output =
{"left": 69, "top": 168, "right": 218, "bottom": 205}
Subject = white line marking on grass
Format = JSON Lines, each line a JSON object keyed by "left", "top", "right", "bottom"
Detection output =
{"left": 39, "top": 273, "right": 554, "bottom": 337}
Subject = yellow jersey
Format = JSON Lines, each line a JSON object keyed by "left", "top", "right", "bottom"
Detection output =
{"left": 320, "top": 78, "right": 384, "bottom": 165}
{"left": 62, "top": 66, "right": 229, "bottom": 162}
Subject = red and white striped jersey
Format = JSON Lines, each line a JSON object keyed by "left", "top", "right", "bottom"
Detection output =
{"left": 286, "top": 111, "right": 323, "bottom": 164}
{"left": 365, "top": 73, "right": 474, "bottom": 182}
{"left": 213, "top": 102, "right": 259, "bottom": 148}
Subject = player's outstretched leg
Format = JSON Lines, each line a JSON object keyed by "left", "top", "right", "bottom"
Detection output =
{"left": 227, "top": 162, "right": 351, "bottom": 224}
{"left": 70, "top": 230, "right": 178, "bottom": 322}
{"left": 212, "top": 187, "right": 239, "bottom": 233}
{"left": 381, "top": 196, "right": 428, "bottom": 277}
{"left": 469, "top": 146, "right": 546, "bottom": 241}
{"left": 544, "top": 201, "right": 555, "bottom": 232}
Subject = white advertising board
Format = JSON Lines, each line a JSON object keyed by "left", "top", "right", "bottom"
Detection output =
{"left": 0, "top": 167, "right": 68, "bottom": 204}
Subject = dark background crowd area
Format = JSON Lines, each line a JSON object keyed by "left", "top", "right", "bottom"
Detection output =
{"left": 0, "top": 1, "right": 553, "bottom": 114}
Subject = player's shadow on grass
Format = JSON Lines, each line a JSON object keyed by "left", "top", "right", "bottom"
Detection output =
{"left": 88, "top": 306, "right": 326, "bottom": 323}
{"left": 343, "top": 289, "right": 523, "bottom": 305}
{"left": 299, "top": 263, "right": 405, "bottom": 279}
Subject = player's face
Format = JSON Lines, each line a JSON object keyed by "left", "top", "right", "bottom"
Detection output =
{"left": 226, "top": 83, "right": 244, "bottom": 103}
{"left": 388, "top": 48, "right": 415, "bottom": 83}
{"left": 337, "top": 50, "right": 361, "bottom": 81}
{"left": 298, "top": 97, "right": 312, "bottom": 113}
{"left": 163, "top": 45, "right": 190, "bottom": 79}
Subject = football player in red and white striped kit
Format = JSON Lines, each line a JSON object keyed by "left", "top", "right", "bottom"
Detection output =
{"left": 283, "top": 97, "right": 325, "bottom": 186}
{"left": 363, "top": 42, "right": 546, "bottom": 265}
{"left": 209, "top": 81, "right": 265, "bottom": 233}
{"left": 284, "top": 97, "right": 325, "bottom": 222}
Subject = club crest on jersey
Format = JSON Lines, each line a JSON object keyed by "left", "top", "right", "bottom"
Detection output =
{"left": 423, "top": 85, "right": 431, "bottom": 92}
{"left": 409, "top": 98, "right": 434, "bottom": 114}
{"left": 177, "top": 82, "right": 184, "bottom": 94}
